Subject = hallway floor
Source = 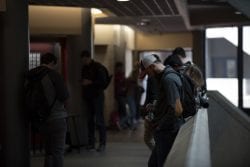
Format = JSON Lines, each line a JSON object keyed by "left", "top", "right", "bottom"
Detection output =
{"left": 31, "top": 120, "right": 151, "bottom": 167}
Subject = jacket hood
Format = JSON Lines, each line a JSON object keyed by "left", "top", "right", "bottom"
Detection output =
{"left": 164, "top": 65, "right": 176, "bottom": 74}
{"left": 26, "top": 66, "right": 50, "bottom": 81}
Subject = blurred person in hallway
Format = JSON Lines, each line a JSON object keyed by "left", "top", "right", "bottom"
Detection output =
{"left": 126, "top": 69, "right": 140, "bottom": 129}
{"left": 80, "top": 50, "right": 107, "bottom": 152}
{"left": 26, "top": 53, "right": 69, "bottom": 167}
{"left": 140, "top": 54, "right": 183, "bottom": 167}
{"left": 172, "top": 47, "right": 186, "bottom": 59}
{"left": 114, "top": 62, "right": 129, "bottom": 129}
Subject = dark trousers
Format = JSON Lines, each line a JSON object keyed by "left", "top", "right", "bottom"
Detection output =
{"left": 42, "top": 118, "right": 67, "bottom": 167}
{"left": 116, "top": 96, "right": 128, "bottom": 127}
{"left": 85, "top": 93, "right": 106, "bottom": 146}
{"left": 148, "top": 129, "right": 178, "bottom": 167}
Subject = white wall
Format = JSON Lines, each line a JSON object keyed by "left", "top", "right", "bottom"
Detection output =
{"left": 94, "top": 25, "right": 116, "bottom": 45}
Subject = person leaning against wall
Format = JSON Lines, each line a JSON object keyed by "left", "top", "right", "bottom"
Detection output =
{"left": 80, "top": 50, "right": 107, "bottom": 152}
{"left": 140, "top": 54, "right": 183, "bottom": 167}
{"left": 114, "top": 62, "right": 129, "bottom": 129}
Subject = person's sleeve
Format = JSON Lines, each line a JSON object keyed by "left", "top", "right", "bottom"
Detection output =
{"left": 49, "top": 71, "right": 69, "bottom": 102}
{"left": 162, "top": 77, "right": 180, "bottom": 109}
{"left": 145, "top": 77, "right": 159, "bottom": 105}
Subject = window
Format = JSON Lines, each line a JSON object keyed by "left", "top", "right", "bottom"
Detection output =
{"left": 206, "top": 27, "right": 238, "bottom": 106}
{"left": 29, "top": 52, "right": 41, "bottom": 69}
{"left": 243, "top": 26, "right": 250, "bottom": 108}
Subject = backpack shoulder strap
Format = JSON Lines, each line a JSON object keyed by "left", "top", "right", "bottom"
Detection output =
{"left": 161, "top": 67, "right": 182, "bottom": 86}
{"left": 161, "top": 67, "right": 184, "bottom": 102}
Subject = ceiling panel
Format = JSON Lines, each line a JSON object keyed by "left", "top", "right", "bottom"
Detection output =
{"left": 167, "top": 0, "right": 179, "bottom": 14}
{"left": 156, "top": 0, "right": 175, "bottom": 15}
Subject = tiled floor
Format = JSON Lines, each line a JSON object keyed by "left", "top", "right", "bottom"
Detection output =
{"left": 31, "top": 121, "right": 151, "bottom": 167}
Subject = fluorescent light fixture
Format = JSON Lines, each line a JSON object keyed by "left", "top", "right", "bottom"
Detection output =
{"left": 117, "top": 0, "right": 130, "bottom": 2}
{"left": 91, "top": 8, "right": 102, "bottom": 14}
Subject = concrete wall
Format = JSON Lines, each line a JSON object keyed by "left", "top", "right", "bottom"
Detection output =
{"left": 165, "top": 109, "right": 211, "bottom": 167}
{"left": 208, "top": 91, "right": 250, "bottom": 167}
{"left": 0, "top": 1, "right": 30, "bottom": 166}
{"left": 166, "top": 91, "right": 250, "bottom": 167}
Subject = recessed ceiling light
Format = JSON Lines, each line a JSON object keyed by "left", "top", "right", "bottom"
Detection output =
{"left": 137, "top": 22, "right": 146, "bottom": 26}
{"left": 91, "top": 8, "right": 102, "bottom": 14}
{"left": 137, "top": 20, "right": 150, "bottom": 26}
{"left": 141, "top": 19, "right": 150, "bottom": 22}
{"left": 234, "top": 11, "right": 242, "bottom": 15}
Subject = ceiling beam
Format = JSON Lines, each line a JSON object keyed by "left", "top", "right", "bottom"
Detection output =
{"left": 174, "top": 0, "right": 193, "bottom": 30}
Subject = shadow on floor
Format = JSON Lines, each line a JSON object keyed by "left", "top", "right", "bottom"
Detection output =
{"left": 31, "top": 120, "right": 151, "bottom": 167}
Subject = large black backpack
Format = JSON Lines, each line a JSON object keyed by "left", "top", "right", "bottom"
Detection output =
{"left": 25, "top": 71, "right": 55, "bottom": 132}
{"left": 179, "top": 73, "right": 197, "bottom": 118}
{"left": 164, "top": 70, "right": 197, "bottom": 118}
{"left": 103, "top": 66, "right": 113, "bottom": 89}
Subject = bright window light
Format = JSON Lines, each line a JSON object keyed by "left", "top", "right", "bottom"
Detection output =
{"left": 206, "top": 27, "right": 238, "bottom": 48}
{"left": 206, "top": 27, "right": 239, "bottom": 106}
{"left": 243, "top": 26, "right": 250, "bottom": 56}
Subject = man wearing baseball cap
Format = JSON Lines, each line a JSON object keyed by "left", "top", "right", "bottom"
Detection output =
{"left": 140, "top": 54, "right": 183, "bottom": 167}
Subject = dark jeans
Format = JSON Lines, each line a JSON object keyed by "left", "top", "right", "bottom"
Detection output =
{"left": 42, "top": 118, "right": 67, "bottom": 167}
{"left": 85, "top": 93, "right": 106, "bottom": 146}
{"left": 127, "top": 95, "right": 137, "bottom": 127}
{"left": 116, "top": 96, "right": 128, "bottom": 127}
{"left": 148, "top": 128, "right": 178, "bottom": 167}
